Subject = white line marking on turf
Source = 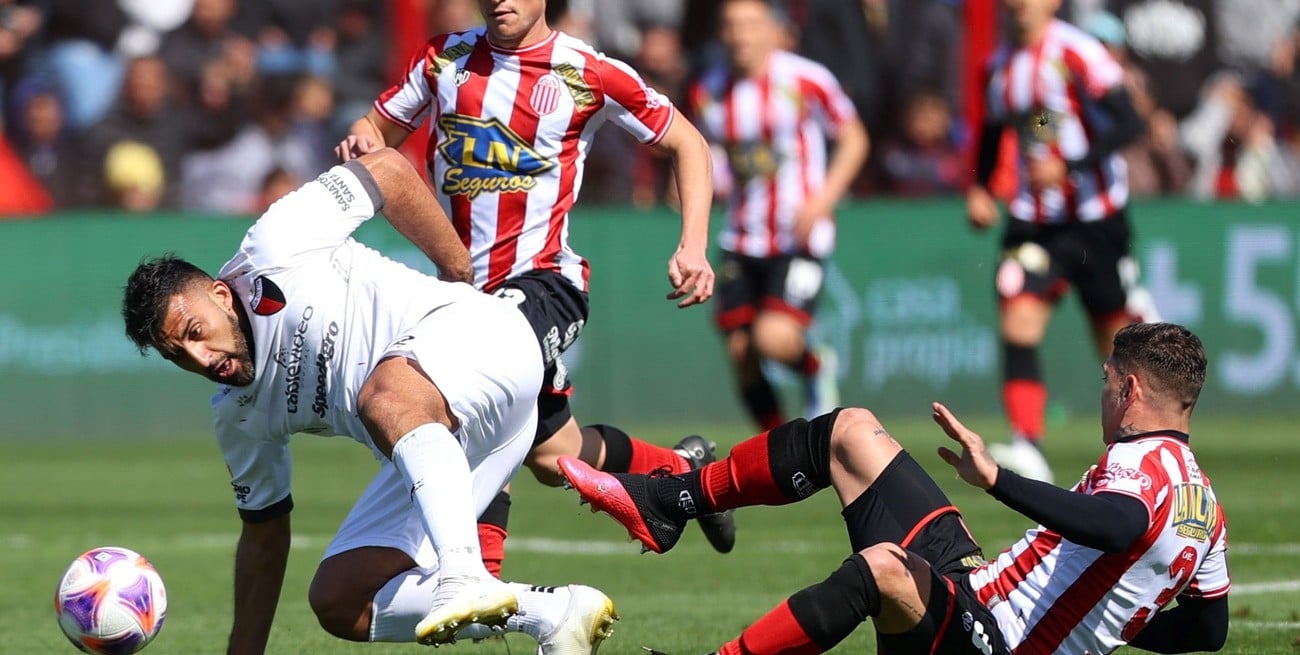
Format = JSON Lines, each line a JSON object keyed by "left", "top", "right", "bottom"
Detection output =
{"left": 1233, "top": 543, "right": 1300, "bottom": 556}
{"left": 1237, "top": 621, "right": 1300, "bottom": 631}
{"left": 1235, "top": 580, "right": 1300, "bottom": 595}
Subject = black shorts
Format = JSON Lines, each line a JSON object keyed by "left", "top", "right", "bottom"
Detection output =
{"left": 842, "top": 452, "right": 1007, "bottom": 655}
{"left": 996, "top": 211, "right": 1135, "bottom": 318}
{"left": 491, "top": 270, "right": 589, "bottom": 444}
{"left": 714, "top": 250, "right": 824, "bottom": 331}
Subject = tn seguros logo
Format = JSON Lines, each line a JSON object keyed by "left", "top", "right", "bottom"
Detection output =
{"left": 437, "top": 114, "right": 555, "bottom": 200}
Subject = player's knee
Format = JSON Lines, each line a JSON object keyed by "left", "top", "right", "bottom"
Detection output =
{"left": 523, "top": 451, "right": 565, "bottom": 487}
{"left": 308, "top": 576, "right": 368, "bottom": 641}
{"left": 859, "top": 543, "right": 912, "bottom": 595}
{"left": 829, "top": 407, "right": 884, "bottom": 448}
{"left": 725, "top": 329, "right": 753, "bottom": 364}
{"left": 752, "top": 317, "right": 803, "bottom": 362}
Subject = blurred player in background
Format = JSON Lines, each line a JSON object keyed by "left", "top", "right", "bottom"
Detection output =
{"left": 562, "top": 322, "right": 1228, "bottom": 655}
{"left": 335, "top": 0, "right": 737, "bottom": 557}
{"left": 690, "top": 0, "right": 868, "bottom": 431}
{"left": 966, "top": 0, "right": 1155, "bottom": 483}
{"left": 122, "top": 150, "right": 617, "bottom": 654}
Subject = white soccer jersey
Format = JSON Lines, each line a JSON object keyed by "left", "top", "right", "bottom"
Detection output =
{"left": 210, "top": 163, "right": 496, "bottom": 515}
{"left": 690, "top": 50, "right": 857, "bottom": 258}
{"left": 985, "top": 19, "right": 1129, "bottom": 223}
{"left": 375, "top": 28, "right": 675, "bottom": 293}
{"left": 969, "top": 432, "right": 1230, "bottom": 655}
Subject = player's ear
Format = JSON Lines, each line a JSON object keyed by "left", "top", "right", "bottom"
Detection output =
{"left": 211, "top": 280, "right": 235, "bottom": 312}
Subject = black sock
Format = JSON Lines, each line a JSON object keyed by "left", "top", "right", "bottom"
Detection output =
{"left": 787, "top": 553, "right": 880, "bottom": 650}
{"left": 591, "top": 424, "right": 633, "bottom": 473}
{"left": 644, "top": 469, "right": 708, "bottom": 522}
{"left": 740, "top": 374, "right": 784, "bottom": 428}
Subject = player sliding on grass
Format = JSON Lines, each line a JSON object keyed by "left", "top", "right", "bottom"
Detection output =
{"left": 122, "top": 150, "right": 616, "bottom": 655}
{"left": 561, "top": 322, "right": 1229, "bottom": 655}
{"left": 337, "top": 0, "right": 736, "bottom": 565}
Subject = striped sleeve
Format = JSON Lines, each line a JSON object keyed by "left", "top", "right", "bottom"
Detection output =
{"left": 1062, "top": 37, "right": 1124, "bottom": 99}
{"left": 374, "top": 35, "right": 448, "bottom": 132}
{"left": 798, "top": 59, "right": 857, "bottom": 134}
{"left": 1091, "top": 445, "right": 1163, "bottom": 514}
{"left": 1182, "top": 506, "right": 1231, "bottom": 599}
{"left": 594, "top": 55, "right": 676, "bottom": 145}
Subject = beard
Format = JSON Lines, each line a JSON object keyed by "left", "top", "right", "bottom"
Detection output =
{"left": 221, "top": 309, "right": 257, "bottom": 387}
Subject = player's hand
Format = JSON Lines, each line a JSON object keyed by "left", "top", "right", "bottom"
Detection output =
{"left": 336, "top": 134, "right": 380, "bottom": 162}
{"left": 667, "top": 245, "right": 715, "bottom": 308}
{"left": 965, "top": 186, "right": 999, "bottom": 231}
{"left": 1026, "top": 154, "right": 1067, "bottom": 192}
{"left": 792, "top": 195, "right": 832, "bottom": 248}
{"left": 932, "top": 402, "right": 999, "bottom": 490}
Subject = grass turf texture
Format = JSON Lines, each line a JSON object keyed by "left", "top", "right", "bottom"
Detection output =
{"left": 4, "top": 413, "right": 1297, "bottom": 654}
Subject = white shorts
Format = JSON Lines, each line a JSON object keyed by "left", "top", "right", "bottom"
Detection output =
{"left": 323, "top": 296, "right": 542, "bottom": 568}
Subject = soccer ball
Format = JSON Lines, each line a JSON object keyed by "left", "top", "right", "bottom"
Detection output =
{"left": 55, "top": 546, "right": 168, "bottom": 655}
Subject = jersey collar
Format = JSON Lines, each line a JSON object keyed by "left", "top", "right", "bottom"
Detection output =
{"left": 1114, "top": 429, "right": 1189, "bottom": 445}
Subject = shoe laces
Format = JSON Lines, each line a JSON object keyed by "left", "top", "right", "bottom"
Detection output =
{"left": 647, "top": 465, "right": 687, "bottom": 481}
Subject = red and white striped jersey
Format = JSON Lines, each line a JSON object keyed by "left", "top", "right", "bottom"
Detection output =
{"left": 969, "top": 432, "right": 1230, "bottom": 655}
{"left": 376, "top": 28, "right": 675, "bottom": 292}
{"left": 985, "top": 19, "right": 1128, "bottom": 223}
{"left": 690, "top": 50, "right": 856, "bottom": 258}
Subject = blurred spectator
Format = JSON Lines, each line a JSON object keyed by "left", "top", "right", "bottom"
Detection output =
{"left": 426, "top": 0, "right": 481, "bottom": 34}
{"left": 12, "top": 87, "right": 80, "bottom": 206}
{"left": 41, "top": 0, "right": 130, "bottom": 129}
{"left": 1110, "top": 0, "right": 1220, "bottom": 118}
{"left": 180, "top": 74, "right": 330, "bottom": 213}
{"left": 159, "top": 0, "right": 257, "bottom": 107}
{"left": 0, "top": 0, "right": 42, "bottom": 124}
{"left": 787, "top": 0, "right": 883, "bottom": 130}
{"left": 103, "top": 140, "right": 165, "bottom": 212}
{"left": 1216, "top": 0, "right": 1300, "bottom": 119}
{"left": 881, "top": 88, "right": 965, "bottom": 196}
{"left": 255, "top": 166, "right": 299, "bottom": 212}
{"left": 590, "top": 0, "right": 683, "bottom": 61}
{"left": 1085, "top": 11, "right": 1192, "bottom": 195}
{"left": 1180, "top": 73, "right": 1298, "bottom": 201}
{"left": 81, "top": 54, "right": 245, "bottom": 208}
{"left": 876, "top": 0, "right": 962, "bottom": 119}
{"left": 332, "top": 0, "right": 387, "bottom": 135}
{"left": 245, "top": 0, "right": 342, "bottom": 77}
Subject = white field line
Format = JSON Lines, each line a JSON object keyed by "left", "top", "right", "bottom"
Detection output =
{"left": 1236, "top": 620, "right": 1300, "bottom": 630}
{"left": 1234, "top": 580, "right": 1300, "bottom": 595}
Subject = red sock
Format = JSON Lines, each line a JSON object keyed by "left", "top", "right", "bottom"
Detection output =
{"left": 627, "top": 437, "right": 690, "bottom": 474}
{"left": 701, "top": 430, "right": 789, "bottom": 511}
{"left": 1003, "top": 379, "right": 1046, "bottom": 441}
{"left": 799, "top": 349, "right": 820, "bottom": 377}
{"left": 718, "top": 600, "right": 823, "bottom": 655}
{"left": 477, "top": 523, "right": 507, "bottom": 578}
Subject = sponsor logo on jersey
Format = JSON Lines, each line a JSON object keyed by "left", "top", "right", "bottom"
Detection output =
{"left": 437, "top": 114, "right": 555, "bottom": 199}
{"left": 530, "top": 74, "right": 561, "bottom": 115}
{"left": 552, "top": 63, "right": 594, "bottom": 108}
{"left": 231, "top": 482, "right": 251, "bottom": 503}
{"left": 726, "top": 141, "right": 781, "bottom": 181}
{"left": 428, "top": 41, "right": 474, "bottom": 77}
{"left": 1097, "top": 462, "right": 1153, "bottom": 490}
{"left": 311, "top": 321, "right": 339, "bottom": 418}
{"left": 276, "top": 306, "right": 314, "bottom": 413}
{"left": 1171, "top": 483, "right": 1217, "bottom": 541}
{"left": 250, "top": 276, "right": 286, "bottom": 316}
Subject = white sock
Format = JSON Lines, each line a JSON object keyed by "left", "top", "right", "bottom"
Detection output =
{"left": 390, "top": 423, "right": 486, "bottom": 577}
{"left": 369, "top": 570, "right": 569, "bottom": 643}
{"left": 506, "top": 583, "right": 571, "bottom": 641}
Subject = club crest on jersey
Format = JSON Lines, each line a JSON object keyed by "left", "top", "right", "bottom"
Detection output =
{"left": 530, "top": 74, "right": 562, "bottom": 115}
{"left": 436, "top": 114, "right": 555, "bottom": 199}
{"left": 250, "top": 276, "right": 286, "bottom": 315}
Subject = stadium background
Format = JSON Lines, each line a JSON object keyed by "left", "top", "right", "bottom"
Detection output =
{"left": 2, "top": 0, "right": 1299, "bottom": 653}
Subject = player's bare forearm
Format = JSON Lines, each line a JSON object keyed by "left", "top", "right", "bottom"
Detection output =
{"left": 357, "top": 149, "right": 473, "bottom": 284}
{"left": 227, "top": 514, "right": 290, "bottom": 655}
{"left": 822, "top": 117, "right": 869, "bottom": 209}
{"left": 338, "top": 109, "right": 410, "bottom": 161}
{"left": 656, "top": 116, "right": 713, "bottom": 252}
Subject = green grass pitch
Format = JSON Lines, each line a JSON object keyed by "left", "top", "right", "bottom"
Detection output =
{"left": 4, "top": 413, "right": 1298, "bottom": 654}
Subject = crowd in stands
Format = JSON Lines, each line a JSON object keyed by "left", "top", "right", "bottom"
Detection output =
{"left": 1, "top": 0, "right": 1299, "bottom": 214}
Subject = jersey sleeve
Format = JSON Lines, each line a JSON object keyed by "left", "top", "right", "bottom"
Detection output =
{"left": 1062, "top": 37, "right": 1125, "bottom": 100}
{"left": 213, "top": 395, "right": 293, "bottom": 522}
{"left": 1182, "top": 506, "right": 1231, "bottom": 600}
{"left": 596, "top": 55, "right": 676, "bottom": 145}
{"left": 798, "top": 61, "right": 858, "bottom": 135}
{"left": 1090, "top": 445, "right": 1164, "bottom": 515}
{"left": 235, "top": 161, "right": 383, "bottom": 270}
{"left": 374, "top": 36, "right": 446, "bottom": 132}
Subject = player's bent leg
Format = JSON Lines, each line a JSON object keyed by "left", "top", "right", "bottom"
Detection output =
{"left": 825, "top": 408, "right": 905, "bottom": 507}
{"left": 994, "top": 296, "right": 1054, "bottom": 484}
{"left": 526, "top": 418, "right": 588, "bottom": 486}
{"left": 309, "top": 546, "right": 421, "bottom": 641}
{"left": 751, "top": 312, "right": 807, "bottom": 365}
{"left": 728, "top": 328, "right": 787, "bottom": 430}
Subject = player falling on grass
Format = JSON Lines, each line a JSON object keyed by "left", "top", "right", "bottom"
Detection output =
{"left": 967, "top": 0, "right": 1157, "bottom": 484}
{"left": 336, "top": 0, "right": 736, "bottom": 559}
{"left": 122, "top": 150, "right": 618, "bottom": 654}
{"left": 691, "top": 0, "right": 868, "bottom": 430}
{"left": 561, "top": 322, "right": 1228, "bottom": 655}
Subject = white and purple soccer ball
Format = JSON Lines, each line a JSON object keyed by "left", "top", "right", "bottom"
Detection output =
{"left": 55, "top": 547, "right": 168, "bottom": 655}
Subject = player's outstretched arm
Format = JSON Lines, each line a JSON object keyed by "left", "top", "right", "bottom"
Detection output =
{"left": 654, "top": 116, "right": 715, "bottom": 307}
{"left": 227, "top": 514, "right": 291, "bottom": 655}
{"left": 356, "top": 149, "right": 473, "bottom": 284}
{"left": 336, "top": 109, "right": 411, "bottom": 162}
{"left": 794, "top": 116, "right": 869, "bottom": 246}
{"left": 932, "top": 402, "right": 1000, "bottom": 489}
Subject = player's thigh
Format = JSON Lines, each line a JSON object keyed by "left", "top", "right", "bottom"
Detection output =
{"left": 752, "top": 310, "right": 808, "bottom": 362}
{"left": 876, "top": 565, "right": 1007, "bottom": 655}
{"left": 996, "top": 222, "right": 1065, "bottom": 344}
{"left": 714, "top": 251, "right": 762, "bottom": 333}
{"left": 840, "top": 449, "right": 984, "bottom": 574}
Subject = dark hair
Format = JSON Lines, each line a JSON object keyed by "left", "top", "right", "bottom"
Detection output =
{"left": 1111, "top": 322, "right": 1207, "bottom": 411}
{"left": 122, "top": 255, "right": 213, "bottom": 354}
